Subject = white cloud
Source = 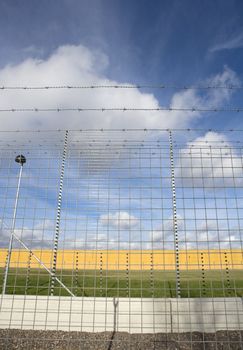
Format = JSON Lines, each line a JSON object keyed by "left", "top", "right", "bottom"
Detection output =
{"left": 0, "top": 45, "right": 239, "bottom": 131}
{"left": 149, "top": 215, "right": 183, "bottom": 247}
{"left": 176, "top": 131, "right": 243, "bottom": 187}
{"left": 209, "top": 32, "right": 243, "bottom": 52}
{"left": 0, "top": 219, "right": 55, "bottom": 249}
{"left": 183, "top": 220, "right": 241, "bottom": 249}
{"left": 148, "top": 213, "right": 242, "bottom": 250}
{"left": 99, "top": 211, "right": 139, "bottom": 229}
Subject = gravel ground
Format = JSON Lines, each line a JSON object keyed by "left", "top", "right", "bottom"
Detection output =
{"left": 0, "top": 329, "right": 243, "bottom": 350}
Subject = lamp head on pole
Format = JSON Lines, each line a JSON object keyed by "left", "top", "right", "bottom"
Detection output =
{"left": 15, "top": 155, "right": 26, "bottom": 166}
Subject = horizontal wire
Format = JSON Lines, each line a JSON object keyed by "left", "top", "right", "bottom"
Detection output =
{"left": 0, "top": 128, "right": 242, "bottom": 132}
{"left": 0, "top": 84, "right": 243, "bottom": 90}
{"left": 0, "top": 107, "right": 243, "bottom": 112}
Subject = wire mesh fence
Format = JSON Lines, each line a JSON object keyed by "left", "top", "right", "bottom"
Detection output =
{"left": 0, "top": 128, "right": 243, "bottom": 349}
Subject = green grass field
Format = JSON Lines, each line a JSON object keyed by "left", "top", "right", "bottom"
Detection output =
{"left": 1, "top": 268, "right": 243, "bottom": 298}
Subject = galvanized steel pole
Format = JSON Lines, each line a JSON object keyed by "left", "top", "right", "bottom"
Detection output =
{"left": 2, "top": 155, "right": 26, "bottom": 295}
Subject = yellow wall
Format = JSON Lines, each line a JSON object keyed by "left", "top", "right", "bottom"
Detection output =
{"left": 0, "top": 249, "right": 242, "bottom": 270}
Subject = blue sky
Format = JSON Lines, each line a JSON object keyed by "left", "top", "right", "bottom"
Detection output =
{"left": 0, "top": 1, "right": 242, "bottom": 70}
{"left": 1, "top": 0, "right": 243, "bottom": 81}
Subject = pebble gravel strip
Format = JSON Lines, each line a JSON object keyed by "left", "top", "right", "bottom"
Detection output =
{"left": 0, "top": 329, "right": 243, "bottom": 350}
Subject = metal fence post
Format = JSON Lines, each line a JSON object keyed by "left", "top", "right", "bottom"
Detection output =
{"left": 2, "top": 155, "right": 26, "bottom": 295}
{"left": 50, "top": 130, "right": 69, "bottom": 296}
{"left": 169, "top": 131, "right": 181, "bottom": 298}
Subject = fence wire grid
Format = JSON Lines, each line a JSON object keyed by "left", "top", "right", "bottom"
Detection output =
{"left": 0, "top": 128, "right": 243, "bottom": 349}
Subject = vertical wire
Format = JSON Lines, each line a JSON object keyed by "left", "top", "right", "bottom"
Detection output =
{"left": 92, "top": 138, "right": 100, "bottom": 330}
{"left": 105, "top": 145, "right": 111, "bottom": 333}
{"left": 128, "top": 144, "right": 131, "bottom": 344}
{"left": 13, "top": 176, "right": 23, "bottom": 298}
{"left": 61, "top": 157, "right": 70, "bottom": 297}
{"left": 158, "top": 143, "right": 164, "bottom": 298}
{"left": 221, "top": 146, "right": 232, "bottom": 348}
{"left": 35, "top": 154, "right": 49, "bottom": 298}
{"left": 80, "top": 136, "right": 90, "bottom": 331}
{"left": 201, "top": 143, "right": 216, "bottom": 344}
{"left": 138, "top": 144, "right": 143, "bottom": 331}
{"left": 208, "top": 148, "right": 219, "bottom": 348}
{"left": 50, "top": 130, "right": 69, "bottom": 296}
{"left": 31, "top": 151, "right": 41, "bottom": 300}
{"left": 117, "top": 147, "right": 121, "bottom": 300}
{"left": 223, "top": 146, "right": 233, "bottom": 299}
{"left": 178, "top": 143, "right": 187, "bottom": 298}
{"left": 148, "top": 144, "right": 155, "bottom": 334}
{"left": 198, "top": 147, "right": 209, "bottom": 298}
{"left": 58, "top": 186, "right": 67, "bottom": 299}
{"left": 180, "top": 136, "right": 191, "bottom": 341}
{"left": 227, "top": 145, "right": 238, "bottom": 298}
{"left": 219, "top": 146, "right": 231, "bottom": 299}
{"left": 160, "top": 139, "right": 169, "bottom": 333}
{"left": 29, "top": 158, "right": 38, "bottom": 298}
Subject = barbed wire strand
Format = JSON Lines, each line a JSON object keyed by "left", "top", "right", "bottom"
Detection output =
{"left": 0, "top": 84, "right": 243, "bottom": 90}
{"left": 0, "top": 106, "right": 243, "bottom": 113}
{"left": 0, "top": 128, "right": 242, "bottom": 133}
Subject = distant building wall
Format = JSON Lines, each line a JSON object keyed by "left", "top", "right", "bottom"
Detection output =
{"left": 0, "top": 249, "right": 242, "bottom": 270}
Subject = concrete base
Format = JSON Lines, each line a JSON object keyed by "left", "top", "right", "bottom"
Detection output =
{"left": 0, "top": 295, "right": 243, "bottom": 333}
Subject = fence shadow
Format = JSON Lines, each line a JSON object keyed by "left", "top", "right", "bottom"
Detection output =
{"left": 107, "top": 297, "right": 119, "bottom": 350}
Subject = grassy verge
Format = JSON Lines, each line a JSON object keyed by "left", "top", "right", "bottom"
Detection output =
{"left": 1, "top": 268, "right": 243, "bottom": 298}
